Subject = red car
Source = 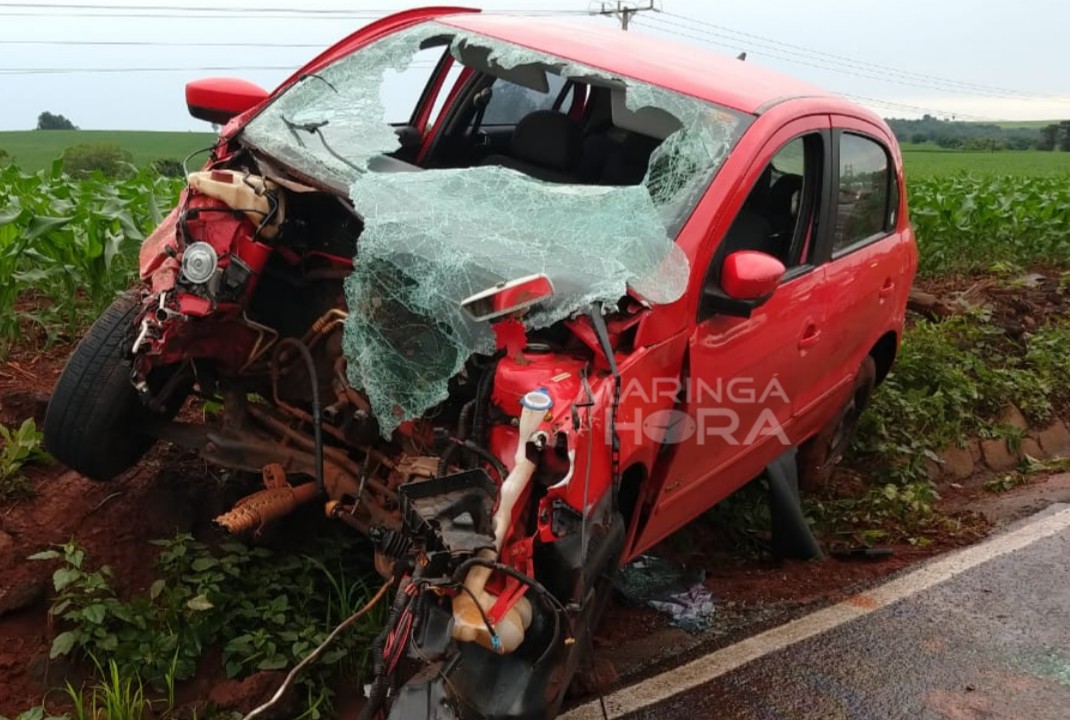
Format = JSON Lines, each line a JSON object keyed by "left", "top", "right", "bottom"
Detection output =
{"left": 44, "top": 7, "right": 916, "bottom": 719}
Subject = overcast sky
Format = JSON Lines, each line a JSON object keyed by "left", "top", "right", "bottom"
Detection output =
{"left": 2, "top": 0, "right": 1068, "bottom": 131}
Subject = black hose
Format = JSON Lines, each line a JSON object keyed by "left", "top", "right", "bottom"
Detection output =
{"left": 436, "top": 398, "right": 475, "bottom": 477}
{"left": 451, "top": 437, "right": 508, "bottom": 482}
{"left": 471, "top": 357, "right": 499, "bottom": 450}
{"left": 272, "top": 338, "right": 324, "bottom": 495}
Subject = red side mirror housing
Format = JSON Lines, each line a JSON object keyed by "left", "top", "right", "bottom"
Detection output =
{"left": 186, "top": 78, "right": 269, "bottom": 125}
{"left": 720, "top": 250, "right": 786, "bottom": 301}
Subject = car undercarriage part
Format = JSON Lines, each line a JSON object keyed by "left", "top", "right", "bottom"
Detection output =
{"left": 271, "top": 337, "right": 325, "bottom": 495}
{"left": 215, "top": 480, "right": 321, "bottom": 535}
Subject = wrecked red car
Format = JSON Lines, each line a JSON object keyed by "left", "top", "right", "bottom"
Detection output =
{"left": 43, "top": 7, "right": 916, "bottom": 719}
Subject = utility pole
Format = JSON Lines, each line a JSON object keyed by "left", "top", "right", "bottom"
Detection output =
{"left": 590, "top": 1, "right": 660, "bottom": 31}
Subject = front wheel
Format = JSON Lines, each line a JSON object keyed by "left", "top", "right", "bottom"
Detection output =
{"left": 798, "top": 355, "right": 877, "bottom": 491}
{"left": 44, "top": 292, "right": 178, "bottom": 481}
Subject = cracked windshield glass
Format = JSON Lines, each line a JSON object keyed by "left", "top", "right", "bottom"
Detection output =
{"left": 242, "top": 21, "right": 751, "bottom": 434}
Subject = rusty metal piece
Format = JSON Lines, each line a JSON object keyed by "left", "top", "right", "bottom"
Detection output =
{"left": 304, "top": 308, "right": 347, "bottom": 344}
{"left": 333, "top": 355, "right": 371, "bottom": 414}
{"left": 262, "top": 463, "right": 287, "bottom": 489}
{"left": 215, "top": 481, "right": 321, "bottom": 534}
{"left": 203, "top": 430, "right": 402, "bottom": 530}
{"left": 238, "top": 314, "right": 280, "bottom": 373}
{"left": 246, "top": 406, "right": 394, "bottom": 498}
{"left": 326, "top": 500, "right": 371, "bottom": 536}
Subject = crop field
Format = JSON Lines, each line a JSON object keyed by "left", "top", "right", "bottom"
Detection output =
{"left": 909, "top": 174, "right": 1070, "bottom": 274}
{"left": 1, "top": 157, "right": 1065, "bottom": 352}
{"left": 901, "top": 147, "right": 1070, "bottom": 178}
{"left": 0, "top": 131, "right": 217, "bottom": 173}
{"left": 0, "top": 164, "right": 185, "bottom": 356}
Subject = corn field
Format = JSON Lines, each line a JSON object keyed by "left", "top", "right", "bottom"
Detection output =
{"left": 1, "top": 163, "right": 1068, "bottom": 357}
{"left": 0, "top": 163, "right": 184, "bottom": 354}
{"left": 909, "top": 173, "right": 1070, "bottom": 276}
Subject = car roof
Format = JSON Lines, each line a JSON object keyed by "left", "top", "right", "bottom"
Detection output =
{"left": 439, "top": 13, "right": 835, "bottom": 116}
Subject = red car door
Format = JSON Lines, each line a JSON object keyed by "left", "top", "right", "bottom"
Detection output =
{"left": 632, "top": 115, "right": 833, "bottom": 554}
{"left": 802, "top": 117, "right": 905, "bottom": 433}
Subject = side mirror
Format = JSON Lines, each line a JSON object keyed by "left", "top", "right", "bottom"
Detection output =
{"left": 721, "top": 251, "right": 785, "bottom": 301}
{"left": 702, "top": 251, "right": 785, "bottom": 318}
{"left": 461, "top": 274, "right": 554, "bottom": 322}
{"left": 186, "top": 78, "right": 269, "bottom": 125}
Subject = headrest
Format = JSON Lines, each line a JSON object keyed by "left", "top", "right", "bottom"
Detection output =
{"left": 510, "top": 110, "right": 582, "bottom": 172}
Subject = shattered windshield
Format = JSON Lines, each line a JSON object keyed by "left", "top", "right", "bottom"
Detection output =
{"left": 242, "top": 21, "right": 751, "bottom": 436}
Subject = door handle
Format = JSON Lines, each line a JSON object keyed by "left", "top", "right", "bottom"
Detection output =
{"left": 879, "top": 279, "right": 896, "bottom": 298}
{"left": 799, "top": 324, "right": 821, "bottom": 349}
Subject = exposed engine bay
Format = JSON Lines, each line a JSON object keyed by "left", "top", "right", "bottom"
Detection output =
{"left": 134, "top": 165, "right": 634, "bottom": 718}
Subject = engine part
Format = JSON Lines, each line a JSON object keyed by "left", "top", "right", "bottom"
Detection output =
{"left": 451, "top": 388, "right": 552, "bottom": 654}
{"left": 272, "top": 337, "right": 325, "bottom": 495}
{"left": 180, "top": 241, "right": 219, "bottom": 284}
{"left": 399, "top": 469, "right": 497, "bottom": 556}
{"left": 187, "top": 169, "right": 283, "bottom": 239}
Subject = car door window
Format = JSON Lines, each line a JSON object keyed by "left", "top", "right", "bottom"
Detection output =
{"left": 426, "top": 63, "right": 465, "bottom": 127}
{"left": 716, "top": 135, "right": 820, "bottom": 268}
{"left": 481, "top": 73, "right": 568, "bottom": 125}
{"left": 381, "top": 45, "right": 449, "bottom": 124}
{"left": 833, "top": 133, "right": 896, "bottom": 255}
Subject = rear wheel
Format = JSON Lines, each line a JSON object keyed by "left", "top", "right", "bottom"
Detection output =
{"left": 44, "top": 292, "right": 180, "bottom": 481}
{"left": 798, "top": 355, "right": 877, "bottom": 491}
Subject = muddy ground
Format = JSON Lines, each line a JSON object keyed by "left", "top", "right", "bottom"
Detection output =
{"left": 1, "top": 270, "right": 1068, "bottom": 716}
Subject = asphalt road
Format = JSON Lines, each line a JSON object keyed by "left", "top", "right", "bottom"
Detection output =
{"left": 564, "top": 504, "right": 1070, "bottom": 720}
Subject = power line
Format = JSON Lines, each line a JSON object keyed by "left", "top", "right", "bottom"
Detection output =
{"left": 0, "top": 61, "right": 440, "bottom": 74}
{"left": 0, "top": 2, "right": 397, "bottom": 11}
{"left": 0, "top": 6, "right": 590, "bottom": 20}
{"left": 655, "top": 11, "right": 1064, "bottom": 103}
{"left": 0, "top": 39, "right": 325, "bottom": 47}
{"left": 838, "top": 93, "right": 996, "bottom": 122}
{"left": 0, "top": 11, "right": 383, "bottom": 19}
{"left": 0, "top": 65, "right": 299, "bottom": 74}
{"left": 639, "top": 14, "right": 1069, "bottom": 104}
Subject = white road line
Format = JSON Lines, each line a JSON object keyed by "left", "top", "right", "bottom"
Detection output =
{"left": 561, "top": 505, "right": 1070, "bottom": 719}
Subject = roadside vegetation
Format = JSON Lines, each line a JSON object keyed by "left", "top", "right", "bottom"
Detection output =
{"left": 2, "top": 146, "right": 1070, "bottom": 716}
{"left": 0, "top": 163, "right": 184, "bottom": 356}
{"left": 24, "top": 532, "right": 382, "bottom": 719}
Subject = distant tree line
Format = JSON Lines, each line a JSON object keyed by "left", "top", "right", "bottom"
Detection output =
{"left": 1037, "top": 121, "right": 1070, "bottom": 151}
{"left": 886, "top": 115, "right": 1070, "bottom": 151}
{"left": 36, "top": 111, "right": 78, "bottom": 131}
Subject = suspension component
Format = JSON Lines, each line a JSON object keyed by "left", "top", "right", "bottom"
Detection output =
{"left": 215, "top": 480, "right": 320, "bottom": 534}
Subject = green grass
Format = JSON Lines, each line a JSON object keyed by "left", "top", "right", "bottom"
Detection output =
{"left": 0, "top": 131, "right": 216, "bottom": 172}
{"left": 902, "top": 147, "right": 1070, "bottom": 178}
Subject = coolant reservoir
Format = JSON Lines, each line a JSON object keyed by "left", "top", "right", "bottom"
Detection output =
{"left": 187, "top": 170, "right": 284, "bottom": 239}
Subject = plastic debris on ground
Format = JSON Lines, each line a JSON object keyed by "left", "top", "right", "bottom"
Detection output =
{"left": 613, "top": 554, "right": 716, "bottom": 632}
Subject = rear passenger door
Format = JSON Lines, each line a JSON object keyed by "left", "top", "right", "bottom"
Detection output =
{"left": 814, "top": 119, "right": 903, "bottom": 415}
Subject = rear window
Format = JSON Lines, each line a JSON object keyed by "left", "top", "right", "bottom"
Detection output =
{"left": 481, "top": 74, "right": 568, "bottom": 125}
{"left": 833, "top": 133, "right": 895, "bottom": 254}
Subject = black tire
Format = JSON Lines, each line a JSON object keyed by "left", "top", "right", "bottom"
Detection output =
{"left": 44, "top": 292, "right": 161, "bottom": 481}
{"left": 798, "top": 355, "right": 877, "bottom": 491}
